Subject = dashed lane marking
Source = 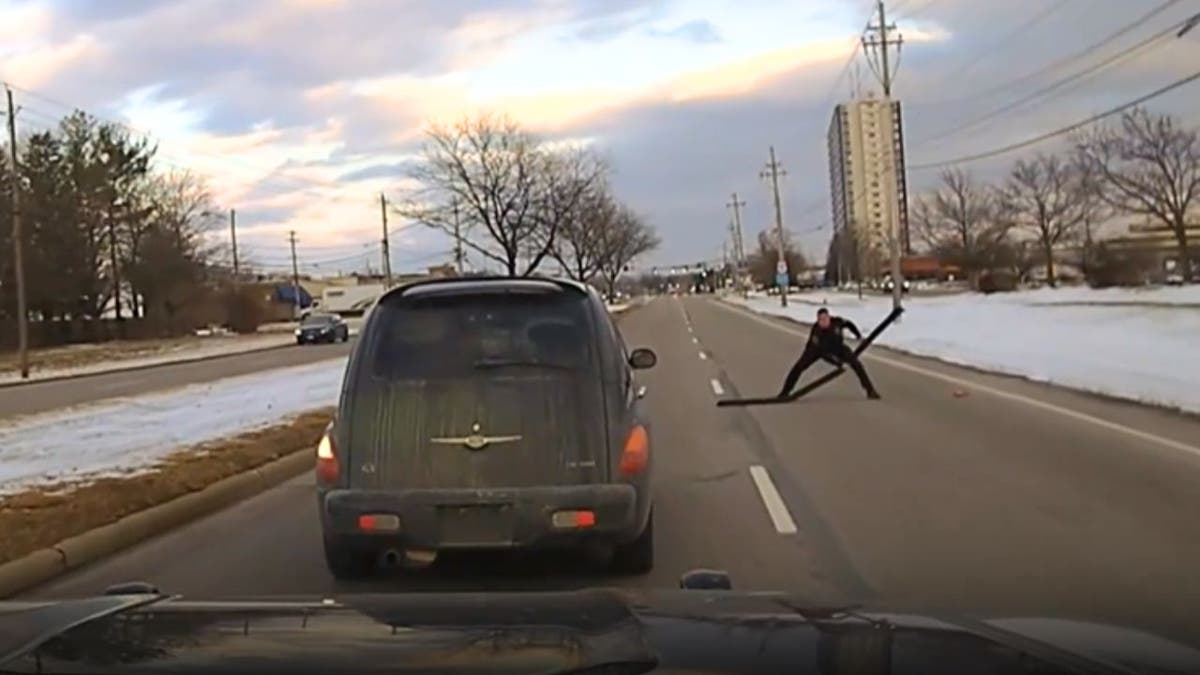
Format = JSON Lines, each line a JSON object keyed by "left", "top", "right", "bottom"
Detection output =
{"left": 748, "top": 465, "right": 798, "bottom": 534}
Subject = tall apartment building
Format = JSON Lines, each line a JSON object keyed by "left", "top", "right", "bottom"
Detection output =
{"left": 826, "top": 96, "right": 910, "bottom": 281}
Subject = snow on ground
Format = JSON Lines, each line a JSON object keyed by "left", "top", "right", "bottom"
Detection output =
{"left": 0, "top": 357, "right": 346, "bottom": 494}
{"left": 979, "top": 284, "right": 1200, "bottom": 307}
{"left": 0, "top": 334, "right": 296, "bottom": 385}
{"left": 732, "top": 286, "right": 1200, "bottom": 414}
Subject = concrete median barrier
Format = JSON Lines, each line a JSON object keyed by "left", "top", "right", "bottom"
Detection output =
{"left": 0, "top": 448, "right": 315, "bottom": 598}
{"left": 0, "top": 549, "right": 65, "bottom": 599}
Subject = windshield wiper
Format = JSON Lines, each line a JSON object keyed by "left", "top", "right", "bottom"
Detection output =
{"left": 548, "top": 659, "right": 658, "bottom": 675}
{"left": 473, "top": 358, "right": 572, "bottom": 371}
{"left": 0, "top": 594, "right": 169, "bottom": 667}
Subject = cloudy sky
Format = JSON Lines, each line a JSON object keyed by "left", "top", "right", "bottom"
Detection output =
{"left": 1, "top": 0, "right": 1197, "bottom": 276}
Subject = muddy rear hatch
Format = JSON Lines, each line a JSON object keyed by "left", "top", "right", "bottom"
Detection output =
{"left": 342, "top": 283, "right": 608, "bottom": 490}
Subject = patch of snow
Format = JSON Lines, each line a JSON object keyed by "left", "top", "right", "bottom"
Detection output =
{"left": 0, "top": 358, "right": 347, "bottom": 494}
{"left": 732, "top": 288, "right": 1200, "bottom": 414}
{"left": 0, "top": 334, "right": 295, "bottom": 385}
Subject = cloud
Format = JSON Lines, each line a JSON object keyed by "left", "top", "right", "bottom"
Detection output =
{"left": 647, "top": 19, "right": 723, "bottom": 44}
{"left": 338, "top": 161, "right": 420, "bottom": 182}
{"left": 4, "top": 0, "right": 1195, "bottom": 272}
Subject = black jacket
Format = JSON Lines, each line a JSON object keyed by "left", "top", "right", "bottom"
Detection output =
{"left": 807, "top": 316, "right": 862, "bottom": 353}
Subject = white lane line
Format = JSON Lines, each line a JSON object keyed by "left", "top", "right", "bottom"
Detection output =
{"left": 748, "top": 465, "right": 798, "bottom": 534}
{"left": 715, "top": 300, "right": 1200, "bottom": 459}
{"left": 710, "top": 378, "right": 725, "bottom": 396}
{"left": 692, "top": 337, "right": 699, "bottom": 344}
{"left": 698, "top": 351, "right": 708, "bottom": 360}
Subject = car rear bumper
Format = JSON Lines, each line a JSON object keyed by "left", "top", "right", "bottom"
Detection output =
{"left": 320, "top": 484, "right": 641, "bottom": 550}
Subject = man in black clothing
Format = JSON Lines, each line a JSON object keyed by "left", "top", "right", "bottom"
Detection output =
{"left": 778, "top": 308, "right": 880, "bottom": 399}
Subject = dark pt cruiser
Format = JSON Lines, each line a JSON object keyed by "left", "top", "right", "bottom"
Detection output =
{"left": 316, "top": 277, "right": 657, "bottom": 578}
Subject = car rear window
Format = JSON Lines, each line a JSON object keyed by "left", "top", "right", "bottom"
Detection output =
{"left": 368, "top": 291, "right": 596, "bottom": 379}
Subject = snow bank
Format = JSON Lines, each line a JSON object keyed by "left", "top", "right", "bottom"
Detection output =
{"left": 0, "top": 334, "right": 295, "bottom": 385}
{"left": 0, "top": 358, "right": 346, "bottom": 494}
{"left": 995, "top": 285, "right": 1200, "bottom": 307}
{"left": 732, "top": 288, "right": 1200, "bottom": 414}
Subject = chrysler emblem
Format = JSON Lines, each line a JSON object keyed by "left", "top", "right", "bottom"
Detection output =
{"left": 430, "top": 422, "right": 522, "bottom": 451}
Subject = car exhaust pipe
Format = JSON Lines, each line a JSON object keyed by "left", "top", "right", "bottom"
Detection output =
{"left": 379, "top": 549, "right": 401, "bottom": 568}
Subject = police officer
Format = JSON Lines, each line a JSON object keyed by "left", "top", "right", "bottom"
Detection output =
{"left": 778, "top": 307, "right": 880, "bottom": 399}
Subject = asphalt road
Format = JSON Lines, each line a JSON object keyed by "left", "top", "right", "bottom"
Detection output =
{"left": 26, "top": 297, "right": 1200, "bottom": 648}
{"left": 0, "top": 340, "right": 352, "bottom": 420}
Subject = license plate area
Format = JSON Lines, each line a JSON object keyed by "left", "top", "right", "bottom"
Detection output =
{"left": 437, "top": 504, "right": 515, "bottom": 545}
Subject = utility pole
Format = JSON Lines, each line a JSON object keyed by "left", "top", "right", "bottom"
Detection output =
{"left": 760, "top": 146, "right": 789, "bottom": 307}
{"left": 722, "top": 240, "right": 729, "bottom": 270}
{"left": 452, "top": 198, "right": 464, "bottom": 275}
{"left": 5, "top": 86, "right": 29, "bottom": 379}
{"left": 288, "top": 230, "right": 301, "bottom": 319}
{"left": 863, "top": 0, "right": 902, "bottom": 97}
{"left": 379, "top": 193, "right": 392, "bottom": 287}
{"left": 229, "top": 208, "right": 239, "bottom": 281}
{"left": 107, "top": 209, "right": 123, "bottom": 327}
{"left": 726, "top": 192, "right": 747, "bottom": 297}
{"left": 864, "top": 0, "right": 906, "bottom": 310}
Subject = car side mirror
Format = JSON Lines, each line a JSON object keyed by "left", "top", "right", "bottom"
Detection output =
{"left": 629, "top": 348, "right": 657, "bottom": 370}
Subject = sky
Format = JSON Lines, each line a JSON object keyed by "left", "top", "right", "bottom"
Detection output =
{"left": 1, "top": 0, "right": 1197, "bottom": 276}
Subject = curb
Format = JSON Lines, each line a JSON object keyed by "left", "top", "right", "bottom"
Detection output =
{"left": 0, "top": 341, "right": 297, "bottom": 390}
{"left": 0, "top": 449, "right": 314, "bottom": 598}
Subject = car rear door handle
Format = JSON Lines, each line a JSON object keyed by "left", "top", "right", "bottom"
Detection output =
{"left": 636, "top": 385, "right": 647, "bottom": 399}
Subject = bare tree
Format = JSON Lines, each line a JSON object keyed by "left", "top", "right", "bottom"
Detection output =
{"left": 913, "top": 168, "right": 1010, "bottom": 286}
{"left": 526, "top": 147, "right": 606, "bottom": 275}
{"left": 1071, "top": 157, "right": 1114, "bottom": 277}
{"left": 595, "top": 206, "right": 660, "bottom": 300}
{"left": 748, "top": 228, "right": 807, "bottom": 288}
{"left": 1076, "top": 109, "right": 1200, "bottom": 281}
{"left": 126, "top": 171, "right": 220, "bottom": 331}
{"left": 998, "top": 153, "right": 1087, "bottom": 287}
{"left": 401, "top": 114, "right": 603, "bottom": 277}
{"left": 551, "top": 184, "right": 616, "bottom": 282}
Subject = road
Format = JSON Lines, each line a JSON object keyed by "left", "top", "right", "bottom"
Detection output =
{"left": 0, "top": 340, "right": 352, "bottom": 420}
{"left": 26, "top": 296, "right": 1200, "bottom": 648}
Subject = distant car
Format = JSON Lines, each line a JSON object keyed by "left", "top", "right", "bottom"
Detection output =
{"left": 883, "top": 277, "right": 911, "bottom": 293}
{"left": 295, "top": 314, "right": 349, "bottom": 344}
{"left": 315, "top": 277, "right": 657, "bottom": 579}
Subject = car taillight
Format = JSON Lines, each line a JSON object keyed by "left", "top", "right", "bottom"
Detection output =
{"left": 619, "top": 424, "right": 649, "bottom": 478}
{"left": 316, "top": 424, "right": 339, "bottom": 484}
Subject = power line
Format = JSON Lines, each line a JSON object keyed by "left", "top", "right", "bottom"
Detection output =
{"left": 910, "top": 67, "right": 1200, "bottom": 171}
{"left": 913, "top": 10, "right": 1195, "bottom": 148}
{"left": 1, "top": 80, "right": 405, "bottom": 215}
{"left": 892, "top": 0, "right": 941, "bottom": 19}
{"left": 934, "top": 0, "right": 1074, "bottom": 84}
{"left": 912, "top": 0, "right": 1185, "bottom": 109}
{"left": 2, "top": 80, "right": 354, "bottom": 193}
{"left": 817, "top": 0, "right": 881, "bottom": 110}
{"left": 247, "top": 220, "right": 424, "bottom": 254}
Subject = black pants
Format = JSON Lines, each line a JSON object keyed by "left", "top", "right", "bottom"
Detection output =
{"left": 779, "top": 344, "right": 877, "bottom": 397}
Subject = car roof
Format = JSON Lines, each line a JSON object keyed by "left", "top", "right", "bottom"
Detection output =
{"left": 379, "top": 276, "right": 592, "bottom": 304}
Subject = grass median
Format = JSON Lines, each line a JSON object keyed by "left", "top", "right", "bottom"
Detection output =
{"left": 0, "top": 409, "right": 332, "bottom": 566}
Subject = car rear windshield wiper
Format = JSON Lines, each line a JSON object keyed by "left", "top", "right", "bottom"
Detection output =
{"left": 473, "top": 358, "right": 573, "bottom": 371}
